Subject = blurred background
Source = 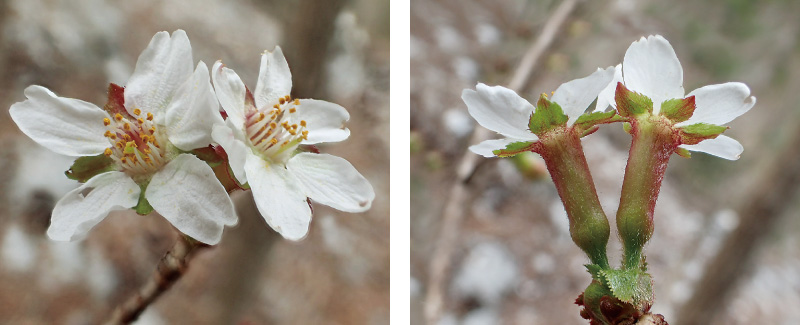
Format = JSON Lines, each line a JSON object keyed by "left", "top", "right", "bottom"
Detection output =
{"left": 0, "top": 0, "right": 388, "bottom": 324}
{"left": 411, "top": 0, "right": 800, "bottom": 324}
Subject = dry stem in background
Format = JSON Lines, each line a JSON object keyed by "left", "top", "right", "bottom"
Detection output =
{"left": 423, "top": 0, "right": 580, "bottom": 323}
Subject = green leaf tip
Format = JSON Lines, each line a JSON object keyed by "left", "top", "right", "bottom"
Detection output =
{"left": 600, "top": 268, "right": 654, "bottom": 310}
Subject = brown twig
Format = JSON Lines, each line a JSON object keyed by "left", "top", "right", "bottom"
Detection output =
{"left": 423, "top": 1, "right": 580, "bottom": 324}
{"left": 105, "top": 234, "right": 207, "bottom": 325}
{"left": 676, "top": 128, "right": 800, "bottom": 324}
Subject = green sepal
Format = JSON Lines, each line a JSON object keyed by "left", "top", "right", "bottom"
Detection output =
{"left": 528, "top": 94, "right": 568, "bottom": 135}
{"left": 133, "top": 182, "right": 154, "bottom": 215}
{"left": 659, "top": 96, "right": 696, "bottom": 123}
{"left": 615, "top": 82, "right": 653, "bottom": 117}
{"left": 492, "top": 141, "right": 536, "bottom": 158}
{"left": 192, "top": 146, "right": 224, "bottom": 168}
{"left": 676, "top": 147, "right": 692, "bottom": 158}
{"left": 65, "top": 154, "right": 116, "bottom": 183}
{"left": 574, "top": 110, "right": 626, "bottom": 136}
{"left": 622, "top": 122, "right": 633, "bottom": 134}
{"left": 679, "top": 123, "right": 729, "bottom": 145}
{"left": 599, "top": 268, "right": 654, "bottom": 310}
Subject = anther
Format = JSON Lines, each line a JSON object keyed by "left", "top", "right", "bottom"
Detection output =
{"left": 123, "top": 123, "right": 131, "bottom": 131}
{"left": 115, "top": 113, "right": 123, "bottom": 121}
{"left": 103, "top": 118, "right": 111, "bottom": 126}
{"left": 137, "top": 118, "right": 145, "bottom": 124}
{"left": 133, "top": 108, "right": 141, "bottom": 116}
{"left": 279, "top": 97, "right": 286, "bottom": 105}
{"left": 104, "top": 148, "right": 113, "bottom": 156}
{"left": 289, "top": 108, "right": 296, "bottom": 113}
{"left": 300, "top": 120, "right": 307, "bottom": 127}
{"left": 270, "top": 138, "right": 278, "bottom": 145}
{"left": 147, "top": 113, "right": 153, "bottom": 121}
{"left": 294, "top": 99, "right": 299, "bottom": 105}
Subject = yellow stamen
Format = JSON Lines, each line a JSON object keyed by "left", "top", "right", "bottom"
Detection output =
{"left": 123, "top": 134, "right": 132, "bottom": 141}
{"left": 104, "top": 130, "right": 113, "bottom": 138}
{"left": 104, "top": 148, "right": 112, "bottom": 156}
{"left": 115, "top": 113, "right": 123, "bottom": 121}
{"left": 142, "top": 135, "right": 150, "bottom": 143}
{"left": 133, "top": 108, "right": 141, "bottom": 116}
{"left": 137, "top": 118, "right": 145, "bottom": 124}
{"left": 123, "top": 123, "right": 131, "bottom": 131}
{"left": 257, "top": 113, "right": 265, "bottom": 122}
{"left": 121, "top": 157, "right": 127, "bottom": 164}
{"left": 289, "top": 108, "right": 296, "bottom": 113}
{"left": 270, "top": 138, "right": 278, "bottom": 145}
{"left": 300, "top": 120, "right": 307, "bottom": 127}
{"left": 103, "top": 118, "right": 111, "bottom": 126}
{"left": 269, "top": 122, "right": 277, "bottom": 129}
{"left": 294, "top": 99, "right": 300, "bottom": 105}
{"left": 302, "top": 130, "right": 309, "bottom": 140}
{"left": 279, "top": 97, "right": 286, "bottom": 105}
{"left": 147, "top": 112, "right": 153, "bottom": 121}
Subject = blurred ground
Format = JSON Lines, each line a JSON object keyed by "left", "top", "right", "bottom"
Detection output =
{"left": 410, "top": 0, "right": 800, "bottom": 324}
{"left": 0, "top": 0, "right": 389, "bottom": 324}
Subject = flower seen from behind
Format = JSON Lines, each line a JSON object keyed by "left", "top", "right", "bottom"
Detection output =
{"left": 596, "top": 35, "right": 756, "bottom": 160}
{"left": 211, "top": 47, "right": 374, "bottom": 240}
{"left": 464, "top": 66, "right": 616, "bottom": 157}
{"left": 9, "top": 30, "right": 236, "bottom": 244}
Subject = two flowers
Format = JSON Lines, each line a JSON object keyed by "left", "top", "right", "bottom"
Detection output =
{"left": 10, "top": 30, "right": 374, "bottom": 245}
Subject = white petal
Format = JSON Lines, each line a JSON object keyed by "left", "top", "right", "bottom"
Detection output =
{"left": 211, "top": 122, "right": 249, "bottom": 184}
{"left": 680, "top": 135, "right": 743, "bottom": 160}
{"left": 468, "top": 138, "right": 530, "bottom": 157}
{"left": 622, "top": 35, "right": 684, "bottom": 113}
{"left": 244, "top": 153, "right": 311, "bottom": 240}
{"left": 462, "top": 84, "right": 537, "bottom": 140}
{"left": 166, "top": 61, "right": 224, "bottom": 151}
{"left": 9, "top": 85, "right": 110, "bottom": 156}
{"left": 594, "top": 64, "right": 623, "bottom": 112}
{"left": 552, "top": 66, "right": 616, "bottom": 126}
{"left": 146, "top": 154, "right": 237, "bottom": 245}
{"left": 678, "top": 82, "right": 756, "bottom": 126}
{"left": 124, "top": 30, "right": 194, "bottom": 124}
{"left": 287, "top": 153, "right": 374, "bottom": 213}
{"left": 254, "top": 46, "right": 292, "bottom": 109}
{"left": 295, "top": 99, "right": 351, "bottom": 144}
{"left": 212, "top": 60, "right": 248, "bottom": 130}
{"left": 48, "top": 171, "right": 140, "bottom": 241}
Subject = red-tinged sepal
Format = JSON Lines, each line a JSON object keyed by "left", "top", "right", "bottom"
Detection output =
{"left": 192, "top": 145, "right": 247, "bottom": 193}
{"left": 528, "top": 94, "right": 568, "bottom": 135}
{"left": 65, "top": 154, "right": 117, "bottom": 183}
{"left": 102, "top": 83, "right": 133, "bottom": 119}
{"left": 492, "top": 141, "right": 537, "bottom": 158}
{"left": 615, "top": 82, "right": 652, "bottom": 117}
{"left": 678, "top": 123, "right": 728, "bottom": 145}
{"left": 659, "top": 96, "right": 696, "bottom": 123}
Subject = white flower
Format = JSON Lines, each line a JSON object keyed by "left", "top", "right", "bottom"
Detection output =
{"left": 464, "top": 66, "right": 616, "bottom": 157}
{"left": 210, "top": 47, "right": 374, "bottom": 240}
{"left": 9, "top": 30, "right": 236, "bottom": 244}
{"left": 596, "top": 35, "right": 756, "bottom": 160}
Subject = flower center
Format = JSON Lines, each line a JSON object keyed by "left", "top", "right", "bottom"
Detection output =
{"left": 245, "top": 95, "right": 309, "bottom": 162}
{"left": 101, "top": 108, "right": 168, "bottom": 175}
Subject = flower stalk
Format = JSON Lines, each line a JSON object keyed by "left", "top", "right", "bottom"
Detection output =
{"left": 617, "top": 115, "right": 677, "bottom": 269}
{"left": 536, "top": 128, "right": 610, "bottom": 268}
{"left": 106, "top": 233, "right": 207, "bottom": 324}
